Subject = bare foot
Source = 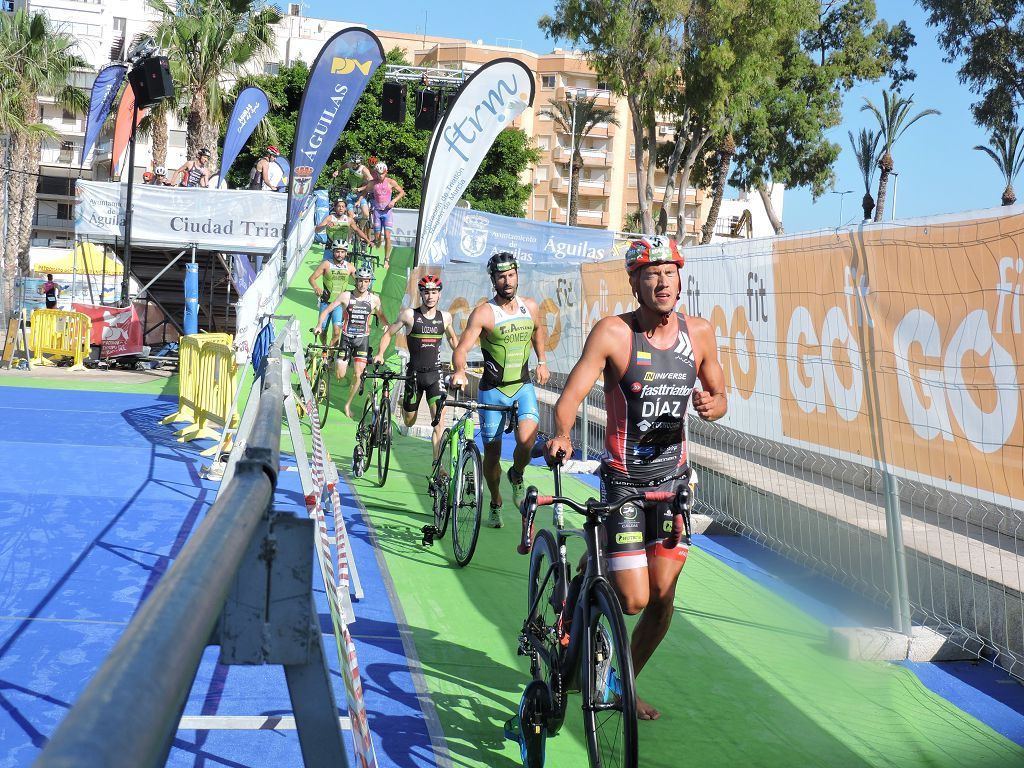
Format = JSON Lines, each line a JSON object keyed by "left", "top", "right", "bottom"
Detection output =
{"left": 636, "top": 695, "right": 660, "bottom": 721}
{"left": 343, "top": 405, "right": 352, "bottom": 418}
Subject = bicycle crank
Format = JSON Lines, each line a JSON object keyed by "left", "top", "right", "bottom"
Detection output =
{"left": 421, "top": 525, "right": 440, "bottom": 546}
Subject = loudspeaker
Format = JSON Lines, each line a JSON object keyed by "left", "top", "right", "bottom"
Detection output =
{"left": 128, "top": 56, "right": 174, "bottom": 109}
{"left": 381, "top": 82, "right": 407, "bottom": 124}
{"left": 415, "top": 89, "right": 440, "bottom": 131}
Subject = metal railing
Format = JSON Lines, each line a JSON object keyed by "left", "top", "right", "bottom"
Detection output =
{"left": 35, "top": 345, "right": 348, "bottom": 767}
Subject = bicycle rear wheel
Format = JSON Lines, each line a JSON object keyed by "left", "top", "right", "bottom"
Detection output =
{"left": 376, "top": 397, "right": 392, "bottom": 486}
{"left": 526, "top": 529, "right": 568, "bottom": 734}
{"left": 451, "top": 441, "right": 483, "bottom": 566}
{"left": 582, "top": 579, "right": 637, "bottom": 768}
{"left": 432, "top": 429, "right": 453, "bottom": 537}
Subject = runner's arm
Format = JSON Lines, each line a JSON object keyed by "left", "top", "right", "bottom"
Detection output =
{"left": 308, "top": 262, "right": 327, "bottom": 295}
{"left": 373, "top": 297, "right": 390, "bottom": 329}
{"left": 689, "top": 316, "right": 727, "bottom": 421}
{"left": 452, "top": 304, "right": 487, "bottom": 387}
{"left": 442, "top": 310, "right": 460, "bottom": 351}
{"left": 524, "top": 297, "right": 550, "bottom": 386}
{"left": 375, "top": 308, "right": 412, "bottom": 363}
{"left": 387, "top": 179, "right": 405, "bottom": 209}
{"left": 545, "top": 317, "right": 620, "bottom": 464}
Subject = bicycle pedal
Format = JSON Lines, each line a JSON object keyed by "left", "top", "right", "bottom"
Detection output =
{"left": 421, "top": 525, "right": 438, "bottom": 546}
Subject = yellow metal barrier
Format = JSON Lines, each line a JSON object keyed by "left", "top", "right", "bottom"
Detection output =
{"left": 29, "top": 309, "right": 91, "bottom": 371}
{"left": 167, "top": 334, "right": 238, "bottom": 455}
{"left": 161, "top": 333, "right": 233, "bottom": 427}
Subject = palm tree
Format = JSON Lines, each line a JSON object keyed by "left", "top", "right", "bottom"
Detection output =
{"left": 701, "top": 132, "right": 736, "bottom": 244}
{"left": 540, "top": 95, "right": 618, "bottom": 226}
{"left": 861, "top": 91, "right": 939, "bottom": 222}
{"left": 0, "top": 10, "right": 87, "bottom": 325}
{"left": 849, "top": 127, "right": 880, "bottom": 221}
{"left": 148, "top": 0, "right": 281, "bottom": 166}
{"left": 974, "top": 124, "right": 1024, "bottom": 206}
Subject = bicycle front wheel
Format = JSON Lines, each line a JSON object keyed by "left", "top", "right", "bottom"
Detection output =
{"left": 313, "top": 360, "right": 331, "bottom": 427}
{"left": 582, "top": 579, "right": 637, "bottom": 768}
{"left": 451, "top": 441, "right": 483, "bottom": 566}
{"left": 527, "top": 528, "right": 568, "bottom": 734}
{"left": 376, "top": 397, "right": 392, "bottom": 487}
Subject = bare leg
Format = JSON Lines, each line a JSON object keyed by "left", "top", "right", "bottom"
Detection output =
{"left": 344, "top": 357, "right": 367, "bottom": 418}
{"left": 482, "top": 439, "right": 503, "bottom": 508}
{"left": 511, "top": 418, "right": 538, "bottom": 479}
{"left": 383, "top": 229, "right": 392, "bottom": 268}
{"left": 428, "top": 399, "right": 445, "bottom": 459}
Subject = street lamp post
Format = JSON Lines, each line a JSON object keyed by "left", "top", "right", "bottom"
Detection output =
{"left": 832, "top": 189, "right": 853, "bottom": 227}
{"left": 890, "top": 171, "right": 900, "bottom": 221}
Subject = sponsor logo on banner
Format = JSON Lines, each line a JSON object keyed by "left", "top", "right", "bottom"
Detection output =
{"left": 774, "top": 217, "right": 1024, "bottom": 501}
{"left": 220, "top": 86, "right": 270, "bottom": 182}
{"left": 293, "top": 165, "right": 314, "bottom": 197}
{"left": 331, "top": 58, "right": 373, "bottom": 75}
{"left": 460, "top": 214, "right": 490, "bottom": 258}
{"left": 81, "top": 64, "right": 127, "bottom": 165}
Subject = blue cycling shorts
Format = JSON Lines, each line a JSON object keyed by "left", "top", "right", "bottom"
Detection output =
{"left": 319, "top": 301, "right": 344, "bottom": 327}
{"left": 345, "top": 192, "right": 365, "bottom": 209}
{"left": 478, "top": 383, "right": 540, "bottom": 444}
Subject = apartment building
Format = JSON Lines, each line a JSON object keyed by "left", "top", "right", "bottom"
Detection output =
{"left": 15, "top": 1, "right": 780, "bottom": 248}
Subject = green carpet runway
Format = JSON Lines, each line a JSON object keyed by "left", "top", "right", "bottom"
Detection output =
{"left": 277, "top": 245, "right": 1024, "bottom": 768}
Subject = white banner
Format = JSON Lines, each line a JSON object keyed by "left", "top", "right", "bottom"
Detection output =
{"left": 75, "top": 181, "right": 286, "bottom": 253}
{"left": 416, "top": 59, "right": 535, "bottom": 265}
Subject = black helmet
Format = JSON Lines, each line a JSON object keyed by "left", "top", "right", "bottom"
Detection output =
{"left": 487, "top": 251, "right": 518, "bottom": 276}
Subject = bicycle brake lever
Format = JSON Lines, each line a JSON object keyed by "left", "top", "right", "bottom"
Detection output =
{"left": 517, "top": 487, "right": 539, "bottom": 555}
{"left": 430, "top": 394, "right": 446, "bottom": 427}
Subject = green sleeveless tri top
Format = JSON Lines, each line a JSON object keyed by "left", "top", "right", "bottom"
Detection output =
{"left": 480, "top": 297, "right": 534, "bottom": 396}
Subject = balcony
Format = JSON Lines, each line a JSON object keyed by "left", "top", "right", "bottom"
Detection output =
{"left": 553, "top": 146, "right": 611, "bottom": 167}
{"left": 575, "top": 209, "right": 610, "bottom": 227}
{"left": 556, "top": 86, "right": 614, "bottom": 108}
{"left": 587, "top": 122, "right": 618, "bottom": 139}
{"left": 32, "top": 214, "right": 74, "bottom": 231}
{"left": 40, "top": 145, "right": 83, "bottom": 167}
{"left": 549, "top": 177, "right": 610, "bottom": 196}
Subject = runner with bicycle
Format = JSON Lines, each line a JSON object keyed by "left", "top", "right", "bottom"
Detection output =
{"left": 315, "top": 199, "right": 372, "bottom": 253}
{"left": 314, "top": 265, "right": 389, "bottom": 418}
{"left": 308, "top": 240, "right": 356, "bottom": 345}
{"left": 330, "top": 153, "right": 373, "bottom": 221}
{"left": 374, "top": 274, "right": 460, "bottom": 457}
{"left": 359, "top": 160, "right": 405, "bottom": 272}
{"left": 452, "top": 252, "right": 549, "bottom": 528}
{"left": 542, "top": 236, "right": 726, "bottom": 721}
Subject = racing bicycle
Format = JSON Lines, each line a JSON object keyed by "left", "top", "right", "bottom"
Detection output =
{"left": 507, "top": 454, "right": 693, "bottom": 768}
{"left": 352, "top": 358, "right": 410, "bottom": 486}
{"left": 304, "top": 341, "right": 337, "bottom": 427}
{"left": 422, "top": 388, "right": 518, "bottom": 567}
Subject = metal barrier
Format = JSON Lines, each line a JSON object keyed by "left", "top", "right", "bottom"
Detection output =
{"left": 29, "top": 309, "right": 91, "bottom": 370}
{"left": 34, "top": 346, "right": 349, "bottom": 768}
{"left": 161, "top": 333, "right": 237, "bottom": 453}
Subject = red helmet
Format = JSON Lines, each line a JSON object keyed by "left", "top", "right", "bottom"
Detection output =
{"left": 418, "top": 274, "right": 443, "bottom": 291}
{"left": 266, "top": 145, "right": 280, "bottom": 157}
{"left": 624, "top": 236, "right": 685, "bottom": 274}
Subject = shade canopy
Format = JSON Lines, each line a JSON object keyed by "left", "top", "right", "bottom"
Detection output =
{"left": 34, "top": 242, "right": 123, "bottom": 276}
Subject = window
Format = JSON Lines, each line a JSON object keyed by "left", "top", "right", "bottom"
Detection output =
{"left": 534, "top": 166, "right": 548, "bottom": 182}
{"left": 113, "top": 17, "right": 126, "bottom": 33}
{"left": 541, "top": 75, "right": 555, "bottom": 89}
{"left": 59, "top": 141, "right": 75, "bottom": 164}
{"left": 264, "top": 62, "right": 281, "bottom": 76}
{"left": 169, "top": 130, "right": 187, "bottom": 148}
{"left": 63, "top": 109, "right": 76, "bottom": 124}
{"left": 629, "top": 144, "right": 636, "bottom": 159}
{"left": 57, "top": 203, "right": 73, "bottom": 220}
{"left": 597, "top": 81, "right": 609, "bottom": 91}
{"left": 537, "top": 136, "right": 549, "bottom": 151}
{"left": 535, "top": 195, "right": 548, "bottom": 211}
{"left": 628, "top": 174, "right": 638, "bottom": 188}
{"left": 539, "top": 111, "right": 551, "bottom": 121}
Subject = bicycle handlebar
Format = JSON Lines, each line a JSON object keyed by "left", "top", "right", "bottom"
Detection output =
{"left": 517, "top": 460, "right": 693, "bottom": 555}
{"left": 430, "top": 391, "right": 519, "bottom": 429}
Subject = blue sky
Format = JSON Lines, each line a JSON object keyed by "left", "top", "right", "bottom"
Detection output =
{"left": 305, "top": 1, "right": 1000, "bottom": 234}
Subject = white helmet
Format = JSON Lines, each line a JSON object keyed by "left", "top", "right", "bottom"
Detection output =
{"left": 374, "top": 161, "right": 387, "bottom": 175}
{"left": 355, "top": 266, "right": 374, "bottom": 281}
{"left": 154, "top": 166, "right": 166, "bottom": 176}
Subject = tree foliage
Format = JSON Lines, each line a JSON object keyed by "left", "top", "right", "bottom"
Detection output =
{"left": 974, "top": 123, "right": 1024, "bottom": 205}
{"left": 0, "top": 10, "right": 87, "bottom": 323}
{"left": 918, "top": 0, "right": 1024, "bottom": 128}
{"left": 861, "top": 89, "right": 939, "bottom": 221}
{"left": 222, "top": 48, "right": 538, "bottom": 215}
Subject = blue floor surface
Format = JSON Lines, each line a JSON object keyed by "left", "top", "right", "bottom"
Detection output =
{"left": 0, "top": 386, "right": 433, "bottom": 768}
